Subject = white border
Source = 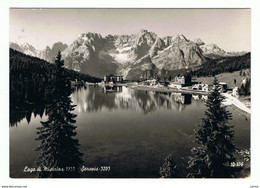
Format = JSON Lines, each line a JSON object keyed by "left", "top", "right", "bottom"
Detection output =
{"left": 1, "top": 0, "right": 259, "bottom": 188}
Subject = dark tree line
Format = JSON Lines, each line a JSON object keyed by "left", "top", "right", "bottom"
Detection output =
{"left": 10, "top": 48, "right": 101, "bottom": 126}
{"left": 190, "top": 53, "right": 250, "bottom": 77}
{"left": 10, "top": 48, "right": 101, "bottom": 84}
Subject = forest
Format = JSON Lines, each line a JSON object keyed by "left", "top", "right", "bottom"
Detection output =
{"left": 190, "top": 52, "right": 251, "bottom": 77}
{"left": 154, "top": 53, "right": 251, "bottom": 80}
{"left": 10, "top": 48, "right": 101, "bottom": 83}
{"left": 10, "top": 48, "right": 101, "bottom": 126}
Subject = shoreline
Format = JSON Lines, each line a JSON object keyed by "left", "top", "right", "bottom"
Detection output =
{"left": 226, "top": 105, "right": 250, "bottom": 120}
{"left": 132, "top": 85, "right": 251, "bottom": 117}
{"left": 127, "top": 85, "right": 209, "bottom": 95}
{"left": 222, "top": 93, "right": 251, "bottom": 115}
{"left": 131, "top": 85, "right": 251, "bottom": 117}
{"left": 93, "top": 83, "right": 251, "bottom": 116}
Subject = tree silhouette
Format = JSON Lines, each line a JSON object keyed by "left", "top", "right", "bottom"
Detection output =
{"left": 159, "top": 154, "right": 177, "bottom": 178}
{"left": 187, "top": 78, "right": 237, "bottom": 178}
{"left": 34, "top": 51, "right": 83, "bottom": 178}
{"left": 55, "top": 50, "right": 64, "bottom": 69}
{"left": 238, "top": 78, "right": 250, "bottom": 96}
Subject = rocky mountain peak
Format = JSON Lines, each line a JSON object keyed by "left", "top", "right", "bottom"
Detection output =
{"left": 201, "top": 43, "right": 226, "bottom": 53}
{"left": 21, "top": 42, "right": 36, "bottom": 51}
{"left": 21, "top": 42, "right": 30, "bottom": 48}
{"left": 78, "top": 32, "right": 102, "bottom": 40}
{"left": 199, "top": 43, "right": 226, "bottom": 59}
{"left": 45, "top": 46, "right": 51, "bottom": 51}
{"left": 135, "top": 29, "right": 157, "bottom": 46}
{"left": 172, "top": 34, "right": 189, "bottom": 44}
{"left": 138, "top": 29, "right": 155, "bottom": 36}
{"left": 9, "top": 42, "right": 24, "bottom": 52}
{"left": 139, "top": 29, "right": 148, "bottom": 33}
{"left": 162, "top": 36, "right": 173, "bottom": 47}
{"left": 10, "top": 30, "right": 248, "bottom": 80}
{"left": 77, "top": 32, "right": 103, "bottom": 45}
{"left": 193, "top": 38, "right": 205, "bottom": 46}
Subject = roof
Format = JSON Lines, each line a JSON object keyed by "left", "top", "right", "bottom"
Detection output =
{"left": 219, "top": 82, "right": 227, "bottom": 85}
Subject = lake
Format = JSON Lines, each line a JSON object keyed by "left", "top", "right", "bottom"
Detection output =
{"left": 10, "top": 85, "right": 250, "bottom": 178}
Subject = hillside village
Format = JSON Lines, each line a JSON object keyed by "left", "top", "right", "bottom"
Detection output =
{"left": 99, "top": 70, "right": 251, "bottom": 114}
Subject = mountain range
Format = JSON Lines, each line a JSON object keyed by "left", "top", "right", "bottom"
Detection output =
{"left": 10, "top": 29, "right": 247, "bottom": 80}
{"left": 9, "top": 42, "right": 68, "bottom": 63}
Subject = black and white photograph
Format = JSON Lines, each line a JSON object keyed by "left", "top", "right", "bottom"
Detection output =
{"left": 8, "top": 8, "right": 252, "bottom": 179}
{"left": 1, "top": 2, "right": 260, "bottom": 187}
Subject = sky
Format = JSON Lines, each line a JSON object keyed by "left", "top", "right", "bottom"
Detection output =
{"left": 9, "top": 8, "right": 251, "bottom": 52}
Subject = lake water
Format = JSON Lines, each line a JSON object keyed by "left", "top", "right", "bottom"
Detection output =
{"left": 10, "top": 86, "right": 250, "bottom": 178}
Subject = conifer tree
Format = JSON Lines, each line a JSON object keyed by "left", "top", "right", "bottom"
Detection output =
{"left": 55, "top": 50, "right": 64, "bottom": 69}
{"left": 159, "top": 154, "right": 177, "bottom": 178}
{"left": 238, "top": 78, "right": 250, "bottom": 96}
{"left": 187, "top": 77, "right": 237, "bottom": 178}
{"left": 35, "top": 51, "right": 83, "bottom": 178}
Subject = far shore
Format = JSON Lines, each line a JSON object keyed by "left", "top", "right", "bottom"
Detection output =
{"left": 89, "top": 82, "right": 251, "bottom": 116}
{"left": 128, "top": 85, "right": 209, "bottom": 95}
{"left": 132, "top": 85, "right": 251, "bottom": 117}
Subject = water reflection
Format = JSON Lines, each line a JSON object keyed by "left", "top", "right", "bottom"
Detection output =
{"left": 192, "top": 94, "right": 208, "bottom": 101}
{"left": 71, "top": 86, "right": 201, "bottom": 114}
{"left": 9, "top": 67, "right": 54, "bottom": 127}
{"left": 10, "top": 85, "right": 206, "bottom": 126}
{"left": 10, "top": 102, "right": 46, "bottom": 126}
{"left": 34, "top": 69, "right": 83, "bottom": 178}
{"left": 102, "top": 85, "right": 123, "bottom": 93}
{"left": 9, "top": 88, "right": 49, "bottom": 127}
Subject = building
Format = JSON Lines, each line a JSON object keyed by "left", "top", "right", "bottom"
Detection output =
{"left": 219, "top": 82, "right": 228, "bottom": 92}
{"left": 192, "top": 84, "right": 209, "bottom": 92}
{"left": 174, "top": 76, "right": 192, "bottom": 86}
{"left": 212, "top": 82, "right": 228, "bottom": 92}
{"left": 104, "top": 75, "right": 123, "bottom": 83}
{"left": 173, "top": 93, "right": 192, "bottom": 105}
{"left": 103, "top": 85, "right": 122, "bottom": 93}
{"left": 144, "top": 79, "right": 158, "bottom": 86}
{"left": 159, "top": 81, "right": 170, "bottom": 87}
{"left": 168, "top": 75, "right": 192, "bottom": 89}
{"left": 168, "top": 83, "right": 182, "bottom": 89}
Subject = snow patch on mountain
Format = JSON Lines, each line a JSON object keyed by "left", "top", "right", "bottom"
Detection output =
{"left": 117, "top": 46, "right": 132, "bottom": 53}
{"left": 10, "top": 30, "right": 249, "bottom": 80}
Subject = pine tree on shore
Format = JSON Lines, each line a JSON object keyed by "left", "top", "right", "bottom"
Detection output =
{"left": 34, "top": 51, "right": 83, "bottom": 178}
{"left": 187, "top": 77, "right": 237, "bottom": 178}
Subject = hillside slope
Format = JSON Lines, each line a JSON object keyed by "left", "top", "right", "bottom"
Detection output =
{"left": 196, "top": 69, "right": 250, "bottom": 88}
